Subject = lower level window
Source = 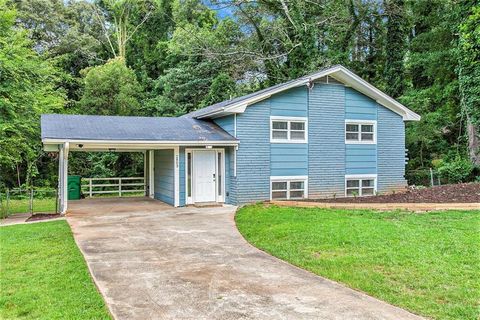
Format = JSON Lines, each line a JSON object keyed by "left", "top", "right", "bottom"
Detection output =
{"left": 271, "top": 179, "right": 306, "bottom": 200}
{"left": 345, "top": 177, "right": 376, "bottom": 197}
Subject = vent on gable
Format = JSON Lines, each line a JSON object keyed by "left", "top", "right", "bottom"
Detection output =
{"left": 315, "top": 76, "right": 343, "bottom": 85}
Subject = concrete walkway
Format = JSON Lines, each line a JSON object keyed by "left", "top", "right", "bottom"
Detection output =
{"left": 68, "top": 197, "right": 423, "bottom": 320}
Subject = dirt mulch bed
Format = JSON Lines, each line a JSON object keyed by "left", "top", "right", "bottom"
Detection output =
{"left": 26, "top": 213, "right": 62, "bottom": 222}
{"left": 308, "top": 183, "right": 480, "bottom": 203}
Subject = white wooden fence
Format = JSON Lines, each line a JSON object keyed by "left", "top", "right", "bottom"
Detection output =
{"left": 81, "top": 177, "right": 146, "bottom": 198}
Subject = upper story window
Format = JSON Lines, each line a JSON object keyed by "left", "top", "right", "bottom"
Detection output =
{"left": 345, "top": 120, "right": 376, "bottom": 144}
{"left": 271, "top": 116, "right": 308, "bottom": 143}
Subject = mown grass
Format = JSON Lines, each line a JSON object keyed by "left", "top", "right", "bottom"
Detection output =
{"left": 0, "top": 220, "right": 111, "bottom": 319}
{"left": 1, "top": 198, "right": 57, "bottom": 216}
{"left": 236, "top": 205, "right": 480, "bottom": 320}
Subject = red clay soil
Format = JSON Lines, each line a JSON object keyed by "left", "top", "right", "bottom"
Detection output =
{"left": 311, "top": 183, "right": 480, "bottom": 203}
{"left": 26, "top": 213, "right": 61, "bottom": 222}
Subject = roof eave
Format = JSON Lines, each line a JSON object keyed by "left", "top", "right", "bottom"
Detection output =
{"left": 42, "top": 138, "right": 240, "bottom": 151}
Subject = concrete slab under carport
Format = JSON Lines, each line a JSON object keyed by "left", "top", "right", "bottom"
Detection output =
{"left": 67, "top": 197, "right": 424, "bottom": 320}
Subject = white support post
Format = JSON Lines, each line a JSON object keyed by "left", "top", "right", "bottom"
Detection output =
{"left": 60, "top": 142, "right": 69, "bottom": 214}
{"left": 58, "top": 146, "right": 64, "bottom": 212}
{"left": 118, "top": 178, "right": 122, "bottom": 197}
{"left": 143, "top": 151, "right": 147, "bottom": 196}
{"left": 174, "top": 147, "right": 180, "bottom": 207}
{"left": 148, "top": 150, "right": 154, "bottom": 198}
{"left": 89, "top": 179, "right": 92, "bottom": 198}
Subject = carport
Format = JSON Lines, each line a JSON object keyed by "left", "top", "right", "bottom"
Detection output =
{"left": 40, "top": 114, "right": 238, "bottom": 213}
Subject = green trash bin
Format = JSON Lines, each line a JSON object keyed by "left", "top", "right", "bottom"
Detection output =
{"left": 68, "top": 175, "right": 81, "bottom": 200}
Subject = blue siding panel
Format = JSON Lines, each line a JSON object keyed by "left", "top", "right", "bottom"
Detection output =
{"left": 345, "top": 144, "right": 377, "bottom": 175}
{"left": 345, "top": 87, "right": 377, "bottom": 120}
{"left": 154, "top": 149, "right": 174, "bottom": 205}
{"left": 308, "top": 83, "right": 346, "bottom": 198}
{"left": 213, "top": 115, "right": 235, "bottom": 136}
{"left": 179, "top": 147, "right": 185, "bottom": 206}
{"left": 234, "top": 101, "right": 271, "bottom": 204}
{"left": 270, "top": 87, "right": 308, "bottom": 117}
{"left": 377, "top": 106, "right": 407, "bottom": 192}
{"left": 270, "top": 144, "right": 308, "bottom": 176}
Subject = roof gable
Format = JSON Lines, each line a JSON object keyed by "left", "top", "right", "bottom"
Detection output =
{"left": 186, "top": 65, "right": 420, "bottom": 121}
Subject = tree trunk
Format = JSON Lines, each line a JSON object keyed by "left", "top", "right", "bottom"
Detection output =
{"left": 467, "top": 117, "right": 480, "bottom": 166}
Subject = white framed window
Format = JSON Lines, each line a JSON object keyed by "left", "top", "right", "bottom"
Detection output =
{"left": 345, "top": 120, "right": 376, "bottom": 144}
{"left": 270, "top": 116, "right": 308, "bottom": 143}
{"left": 345, "top": 174, "right": 377, "bottom": 197}
{"left": 270, "top": 176, "right": 308, "bottom": 200}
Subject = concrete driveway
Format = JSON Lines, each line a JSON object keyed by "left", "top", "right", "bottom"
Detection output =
{"left": 68, "top": 197, "right": 423, "bottom": 320}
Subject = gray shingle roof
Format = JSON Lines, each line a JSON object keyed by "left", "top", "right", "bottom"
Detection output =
{"left": 41, "top": 114, "right": 237, "bottom": 142}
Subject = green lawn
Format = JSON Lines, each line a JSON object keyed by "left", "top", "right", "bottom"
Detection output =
{"left": 1, "top": 198, "right": 57, "bottom": 217}
{"left": 236, "top": 205, "right": 480, "bottom": 320}
{"left": 0, "top": 221, "right": 111, "bottom": 319}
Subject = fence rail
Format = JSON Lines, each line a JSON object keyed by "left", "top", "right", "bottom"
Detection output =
{"left": 81, "top": 177, "right": 146, "bottom": 198}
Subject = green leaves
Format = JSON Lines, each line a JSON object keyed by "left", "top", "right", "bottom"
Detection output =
{"left": 79, "top": 57, "right": 143, "bottom": 116}
{"left": 0, "top": 0, "right": 65, "bottom": 186}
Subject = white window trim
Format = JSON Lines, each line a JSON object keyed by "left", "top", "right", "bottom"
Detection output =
{"left": 270, "top": 116, "right": 308, "bottom": 143}
{"left": 345, "top": 119, "right": 377, "bottom": 144}
{"left": 270, "top": 176, "right": 308, "bottom": 200}
{"left": 345, "top": 174, "right": 377, "bottom": 197}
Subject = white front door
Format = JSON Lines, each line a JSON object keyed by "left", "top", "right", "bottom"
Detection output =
{"left": 193, "top": 150, "right": 216, "bottom": 202}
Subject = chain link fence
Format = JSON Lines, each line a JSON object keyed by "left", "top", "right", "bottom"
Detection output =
{"left": 405, "top": 168, "right": 444, "bottom": 187}
{"left": 0, "top": 189, "right": 58, "bottom": 219}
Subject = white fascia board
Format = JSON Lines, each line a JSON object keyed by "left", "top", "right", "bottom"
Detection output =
{"left": 42, "top": 139, "right": 239, "bottom": 151}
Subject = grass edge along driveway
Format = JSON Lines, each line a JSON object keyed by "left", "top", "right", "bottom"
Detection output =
{"left": 235, "top": 205, "right": 480, "bottom": 320}
{"left": 0, "top": 220, "right": 111, "bottom": 320}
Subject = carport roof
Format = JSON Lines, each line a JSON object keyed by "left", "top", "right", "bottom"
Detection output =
{"left": 41, "top": 114, "right": 237, "bottom": 143}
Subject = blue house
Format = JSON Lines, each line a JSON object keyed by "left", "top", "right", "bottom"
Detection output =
{"left": 41, "top": 65, "right": 420, "bottom": 213}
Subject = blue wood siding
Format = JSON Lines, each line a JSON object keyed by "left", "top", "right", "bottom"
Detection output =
{"left": 377, "top": 106, "right": 407, "bottom": 192}
{"left": 345, "top": 144, "right": 377, "bottom": 174}
{"left": 234, "top": 101, "right": 271, "bottom": 204}
{"left": 345, "top": 87, "right": 378, "bottom": 177}
{"left": 204, "top": 81, "right": 407, "bottom": 203}
{"left": 345, "top": 87, "right": 377, "bottom": 120}
{"left": 213, "top": 115, "right": 235, "bottom": 136}
{"left": 154, "top": 149, "right": 174, "bottom": 205}
{"left": 308, "top": 83, "right": 346, "bottom": 198}
{"left": 179, "top": 147, "right": 185, "bottom": 206}
{"left": 270, "top": 87, "right": 308, "bottom": 117}
{"left": 271, "top": 144, "right": 308, "bottom": 176}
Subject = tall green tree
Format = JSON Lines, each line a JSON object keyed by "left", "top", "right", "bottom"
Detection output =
{"left": 458, "top": 1, "right": 480, "bottom": 165}
{"left": 384, "top": 0, "right": 407, "bottom": 97}
{"left": 0, "top": 0, "right": 65, "bottom": 187}
{"left": 79, "top": 57, "right": 143, "bottom": 116}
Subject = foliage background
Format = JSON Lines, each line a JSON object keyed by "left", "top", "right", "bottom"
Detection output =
{"left": 0, "top": 0, "right": 479, "bottom": 189}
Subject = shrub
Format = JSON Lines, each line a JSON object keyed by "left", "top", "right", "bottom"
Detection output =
{"left": 438, "top": 157, "right": 474, "bottom": 183}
